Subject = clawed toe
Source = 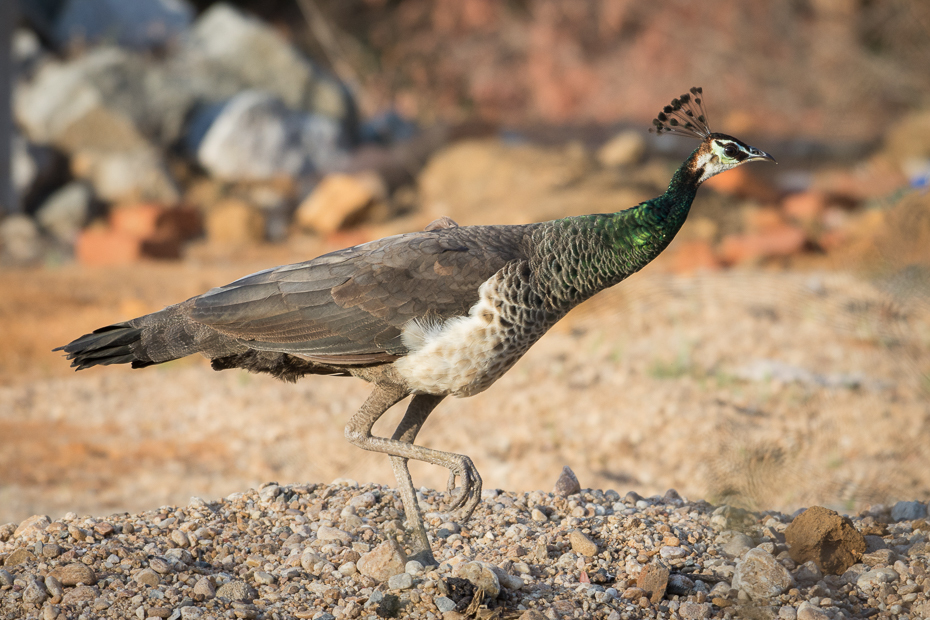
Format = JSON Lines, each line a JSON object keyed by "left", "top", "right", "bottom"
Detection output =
{"left": 443, "top": 457, "right": 483, "bottom": 522}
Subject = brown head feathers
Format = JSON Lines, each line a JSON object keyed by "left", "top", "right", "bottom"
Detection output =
{"left": 651, "top": 87, "right": 712, "bottom": 139}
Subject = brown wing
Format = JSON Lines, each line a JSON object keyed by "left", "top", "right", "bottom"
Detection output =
{"left": 188, "top": 225, "right": 533, "bottom": 362}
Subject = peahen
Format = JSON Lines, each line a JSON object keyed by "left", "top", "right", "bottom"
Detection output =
{"left": 56, "top": 88, "right": 774, "bottom": 564}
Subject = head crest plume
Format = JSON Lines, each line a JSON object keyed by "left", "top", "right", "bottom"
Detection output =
{"left": 650, "top": 87, "right": 711, "bottom": 139}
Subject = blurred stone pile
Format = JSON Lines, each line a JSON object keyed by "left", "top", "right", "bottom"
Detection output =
{"left": 1, "top": 0, "right": 929, "bottom": 271}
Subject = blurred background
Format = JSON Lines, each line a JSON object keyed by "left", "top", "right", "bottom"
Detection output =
{"left": 1, "top": 0, "right": 929, "bottom": 524}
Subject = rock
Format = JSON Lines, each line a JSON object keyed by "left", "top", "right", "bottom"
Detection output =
{"left": 0, "top": 215, "right": 42, "bottom": 263}
{"left": 171, "top": 529, "right": 191, "bottom": 548}
{"left": 435, "top": 596, "right": 456, "bottom": 612}
{"left": 679, "top": 601, "right": 712, "bottom": 619}
{"left": 215, "top": 580, "right": 257, "bottom": 602}
{"left": 856, "top": 567, "right": 898, "bottom": 590}
{"left": 387, "top": 572, "right": 413, "bottom": 590}
{"left": 490, "top": 567, "right": 524, "bottom": 591}
{"left": 61, "top": 585, "right": 97, "bottom": 603}
{"left": 193, "top": 577, "right": 215, "bottom": 599}
{"left": 23, "top": 578, "right": 49, "bottom": 606}
{"left": 135, "top": 568, "right": 161, "bottom": 587}
{"left": 149, "top": 557, "right": 171, "bottom": 574}
{"left": 793, "top": 560, "right": 823, "bottom": 585}
{"left": 316, "top": 526, "right": 353, "bottom": 544}
{"left": 779, "top": 605, "right": 797, "bottom": 620}
{"left": 204, "top": 198, "right": 265, "bottom": 246}
{"left": 254, "top": 571, "right": 275, "bottom": 585}
{"left": 182, "top": 3, "right": 349, "bottom": 120}
{"left": 620, "top": 586, "right": 645, "bottom": 600}
{"left": 785, "top": 506, "right": 865, "bottom": 575}
{"left": 453, "top": 561, "right": 501, "bottom": 599}
{"left": 596, "top": 130, "right": 645, "bottom": 167}
{"left": 716, "top": 530, "right": 754, "bottom": 557}
{"left": 190, "top": 90, "right": 346, "bottom": 181}
{"left": 636, "top": 562, "right": 669, "bottom": 603}
{"left": 0, "top": 569, "right": 12, "bottom": 586}
{"left": 732, "top": 548, "right": 793, "bottom": 600}
{"left": 4, "top": 547, "right": 37, "bottom": 566}
{"left": 52, "top": 0, "right": 194, "bottom": 51}
{"left": 147, "top": 606, "right": 172, "bottom": 619}
{"left": 45, "top": 575, "right": 64, "bottom": 602}
{"left": 72, "top": 149, "right": 179, "bottom": 204}
{"left": 553, "top": 466, "right": 581, "bottom": 497}
{"left": 295, "top": 172, "right": 387, "bottom": 234}
{"left": 14, "top": 514, "right": 51, "bottom": 538}
{"left": 796, "top": 602, "right": 829, "bottom": 620}
{"left": 50, "top": 563, "right": 97, "bottom": 586}
{"left": 181, "top": 607, "right": 204, "bottom": 619}
{"left": 890, "top": 500, "right": 927, "bottom": 522}
{"left": 667, "top": 573, "right": 694, "bottom": 595}
{"left": 357, "top": 539, "right": 407, "bottom": 582}
{"left": 659, "top": 546, "right": 688, "bottom": 559}
{"left": 569, "top": 530, "right": 598, "bottom": 557}
{"left": 43, "top": 604, "right": 61, "bottom": 620}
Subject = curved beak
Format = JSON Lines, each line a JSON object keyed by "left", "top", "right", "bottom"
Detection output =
{"left": 747, "top": 147, "right": 776, "bottom": 164}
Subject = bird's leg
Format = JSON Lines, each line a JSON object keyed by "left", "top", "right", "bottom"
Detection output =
{"left": 389, "top": 393, "right": 445, "bottom": 566}
{"left": 344, "top": 384, "right": 483, "bottom": 548}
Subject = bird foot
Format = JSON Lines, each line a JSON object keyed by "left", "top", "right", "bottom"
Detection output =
{"left": 407, "top": 547, "right": 437, "bottom": 567}
{"left": 443, "top": 456, "right": 483, "bottom": 522}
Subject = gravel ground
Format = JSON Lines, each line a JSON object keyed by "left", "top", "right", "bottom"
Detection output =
{"left": 1, "top": 479, "right": 929, "bottom": 620}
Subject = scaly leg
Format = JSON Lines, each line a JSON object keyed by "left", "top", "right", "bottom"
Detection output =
{"left": 389, "top": 393, "right": 445, "bottom": 565}
{"left": 344, "top": 384, "right": 483, "bottom": 556}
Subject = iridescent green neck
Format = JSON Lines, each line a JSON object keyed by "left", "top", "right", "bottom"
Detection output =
{"left": 531, "top": 147, "right": 703, "bottom": 309}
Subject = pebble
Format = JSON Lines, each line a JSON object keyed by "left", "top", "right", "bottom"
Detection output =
{"left": 552, "top": 466, "right": 581, "bottom": 497}
{"left": 796, "top": 602, "right": 829, "bottom": 620}
{"left": 733, "top": 548, "right": 793, "bottom": 600}
{"left": 569, "top": 530, "right": 598, "bottom": 557}
{"left": 357, "top": 539, "right": 406, "bottom": 582}
{"left": 453, "top": 561, "right": 501, "bottom": 598}
{"left": 716, "top": 530, "right": 754, "bottom": 557}
{"left": 0, "top": 482, "right": 926, "bottom": 620}
{"left": 3, "top": 547, "right": 35, "bottom": 566}
{"left": 49, "top": 563, "right": 96, "bottom": 586}
{"left": 636, "top": 562, "right": 669, "bottom": 603}
{"left": 388, "top": 572, "right": 413, "bottom": 590}
{"left": 891, "top": 500, "right": 927, "bottom": 522}
{"left": 531, "top": 508, "right": 548, "bottom": 523}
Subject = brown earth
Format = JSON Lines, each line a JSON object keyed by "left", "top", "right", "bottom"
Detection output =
{"left": 1, "top": 236, "right": 929, "bottom": 526}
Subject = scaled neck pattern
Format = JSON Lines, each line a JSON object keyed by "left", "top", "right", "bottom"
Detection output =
{"left": 531, "top": 145, "right": 704, "bottom": 310}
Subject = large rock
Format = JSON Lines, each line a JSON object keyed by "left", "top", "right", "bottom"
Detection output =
{"left": 294, "top": 172, "right": 386, "bottom": 234}
{"left": 181, "top": 3, "right": 350, "bottom": 121}
{"left": 732, "top": 548, "right": 793, "bottom": 600}
{"left": 636, "top": 562, "right": 669, "bottom": 603}
{"left": 785, "top": 506, "right": 865, "bottom": 575}
{"left": 52, "top": 0, "right": 194, "bottom": 52}
{"left": 190, "top": 90, "right": 347, "bottom": 181}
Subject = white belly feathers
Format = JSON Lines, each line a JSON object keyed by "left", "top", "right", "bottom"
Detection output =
{"left": 394, "top": 271, "right": 521, "bottom": 398}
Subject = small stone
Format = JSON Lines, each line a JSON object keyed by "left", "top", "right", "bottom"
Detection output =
{"left": 62, "top": 585, "right": 98, "bottom": 604}
{"left": 254, "top": 571, "right": 275, "bottom": 585}
{"left": 405, "top": 560, "right": 424, "bottom": 575}
{"left": 621, "top": 586, "right": 645, "bottom": 600}
{"left": 388, "top": 572, "right": 413, "bottom": 590}
{"left": 716, "top": 530, "right": 754, "bottom": 557}
{"left": 636, "top": 562, "right": 669, "bottom": 603}
{"left": 357, "top": 539, "right": 407, "bottom": 582}
{"left": 338, "top": 561, "right": 357, "bottom": 576}
{"left": 147, "top": 606, "right": 172, "bottom": 619}
{"left": 793, "top": 560, "right": 822, "bottom": 585}
{"left": 349, "top": 492, "right": 377, "bottom": 509}
{"left": 569, "top": 530, "right": 598, "bottom": 557}
{"left": 679, "top": 601, "right": 711, "bottom": 620}
{"left": 435, "top": 596, "right": 456, "bottom": 612}
{"left": 796, "top": 602, "right": 829, "bottom": 620}
{"left": 180, "top": 607, "right": 204, "bottom": 619}
{"left": 492, "top": 567, "right": 524, "bottom": 591}
{"left": 134, "top": 569, "right": 161, "bottom": 587}
{"left": 0, "top": 215, "right": 42, "bottom": 263}
{"left": 45, "top": 575, "right": 64, "bottom": 602}
{"left": 295, "top": 172, "right": 386, "bottom": 234}
{"left": 531, "top": 508, "right": 548, "bottom": 523}
{"left": 14, "top": 514, "right": 51, "bottom": 538}
{"left": 0, "top": 523, "right": 15, "bottom": 541}
{"left": 193, "top": 577, "right": 215, "bottom": 599}
{"left": 42, "top": 543, "right": 62, "bottom": 558}
{"left": 3, "top": 547, "right": 36, "bottom": 566}
{"left": 316, "top": 525, "right": 352, "bottom": 544}
{"left": 453, "top": 561, "right": 501, "bottom": 599}
{"left": 149, "top": 557, "right": 171, "bottom": 574}
{"left": 0, "top": 569, "right": 13, "bottom": 586}
{"left": 92, "top": 522, "right": 115, "bottom": 538}
{"left": 779, "top": 606, "right": 797, "bottom": 620}
{"left": 43, "top": 604, "right": 60, "bottom": 620}
{"left": 785, "top": 506, "right": 865, "bottom": 575}
{"left": 856, "top": 567, "right": 898, "bottom": 590}
{"left": 667, "top": 573, "right": 694, "bottom": 595}
{"left": 23, "top": 577, "right": 49, "bottom": 606}
{"left": 216, "top": 580, "right": 258, "bottom": 602}
{"left": 660, "top": 545, "right": 688, "bottom": 559}
{"left": 552, "top": 466, "right": 581, "bottom": 497}
{"left": 50, "top": 563, "right": 97, "bottom": 586}
{"left": 891, "top": 500, "right": 927, "bottom": 522}
{"left": 732, "top": 548, "right": 793, "bottom": 600}
{"left": 171, "top": 529, "right": 191, "bottom": 548}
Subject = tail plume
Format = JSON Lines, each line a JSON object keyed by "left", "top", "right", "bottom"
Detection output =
{"left": 54, "top": 322, "right": 154, "bottom": 370}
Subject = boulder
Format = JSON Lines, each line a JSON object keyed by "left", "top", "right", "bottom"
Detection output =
{"left": 190, "top": 90, "right": 347, "bottom": 181}
{"left": 181, "top": 3, "right": 350, "bottom": 121}
{"left": 52, "top": 0, "right": 194, "bottom": 52}
{"left": 785, "top": 506, "right": 865, "bottom": 575}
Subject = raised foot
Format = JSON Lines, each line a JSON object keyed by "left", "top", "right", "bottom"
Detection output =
{"left": 443, "top": 455, "right": 483, "bottom": 523}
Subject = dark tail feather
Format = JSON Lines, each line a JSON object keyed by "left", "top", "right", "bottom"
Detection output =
{"left": 54, "top": 322, "right": 155, "bottom": 370}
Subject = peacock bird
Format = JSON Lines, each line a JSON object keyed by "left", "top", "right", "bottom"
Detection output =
{"left": 56, "top": 88, "right": 774, "bottom": 565}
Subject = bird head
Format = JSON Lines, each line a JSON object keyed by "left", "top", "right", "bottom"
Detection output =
{"left": 651, "top": 87, "right": 775, "bottom": 183}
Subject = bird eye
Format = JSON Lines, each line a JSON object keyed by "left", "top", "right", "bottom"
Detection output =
{"left": 723, "top": 144, "right": 737, "bottom": 158}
